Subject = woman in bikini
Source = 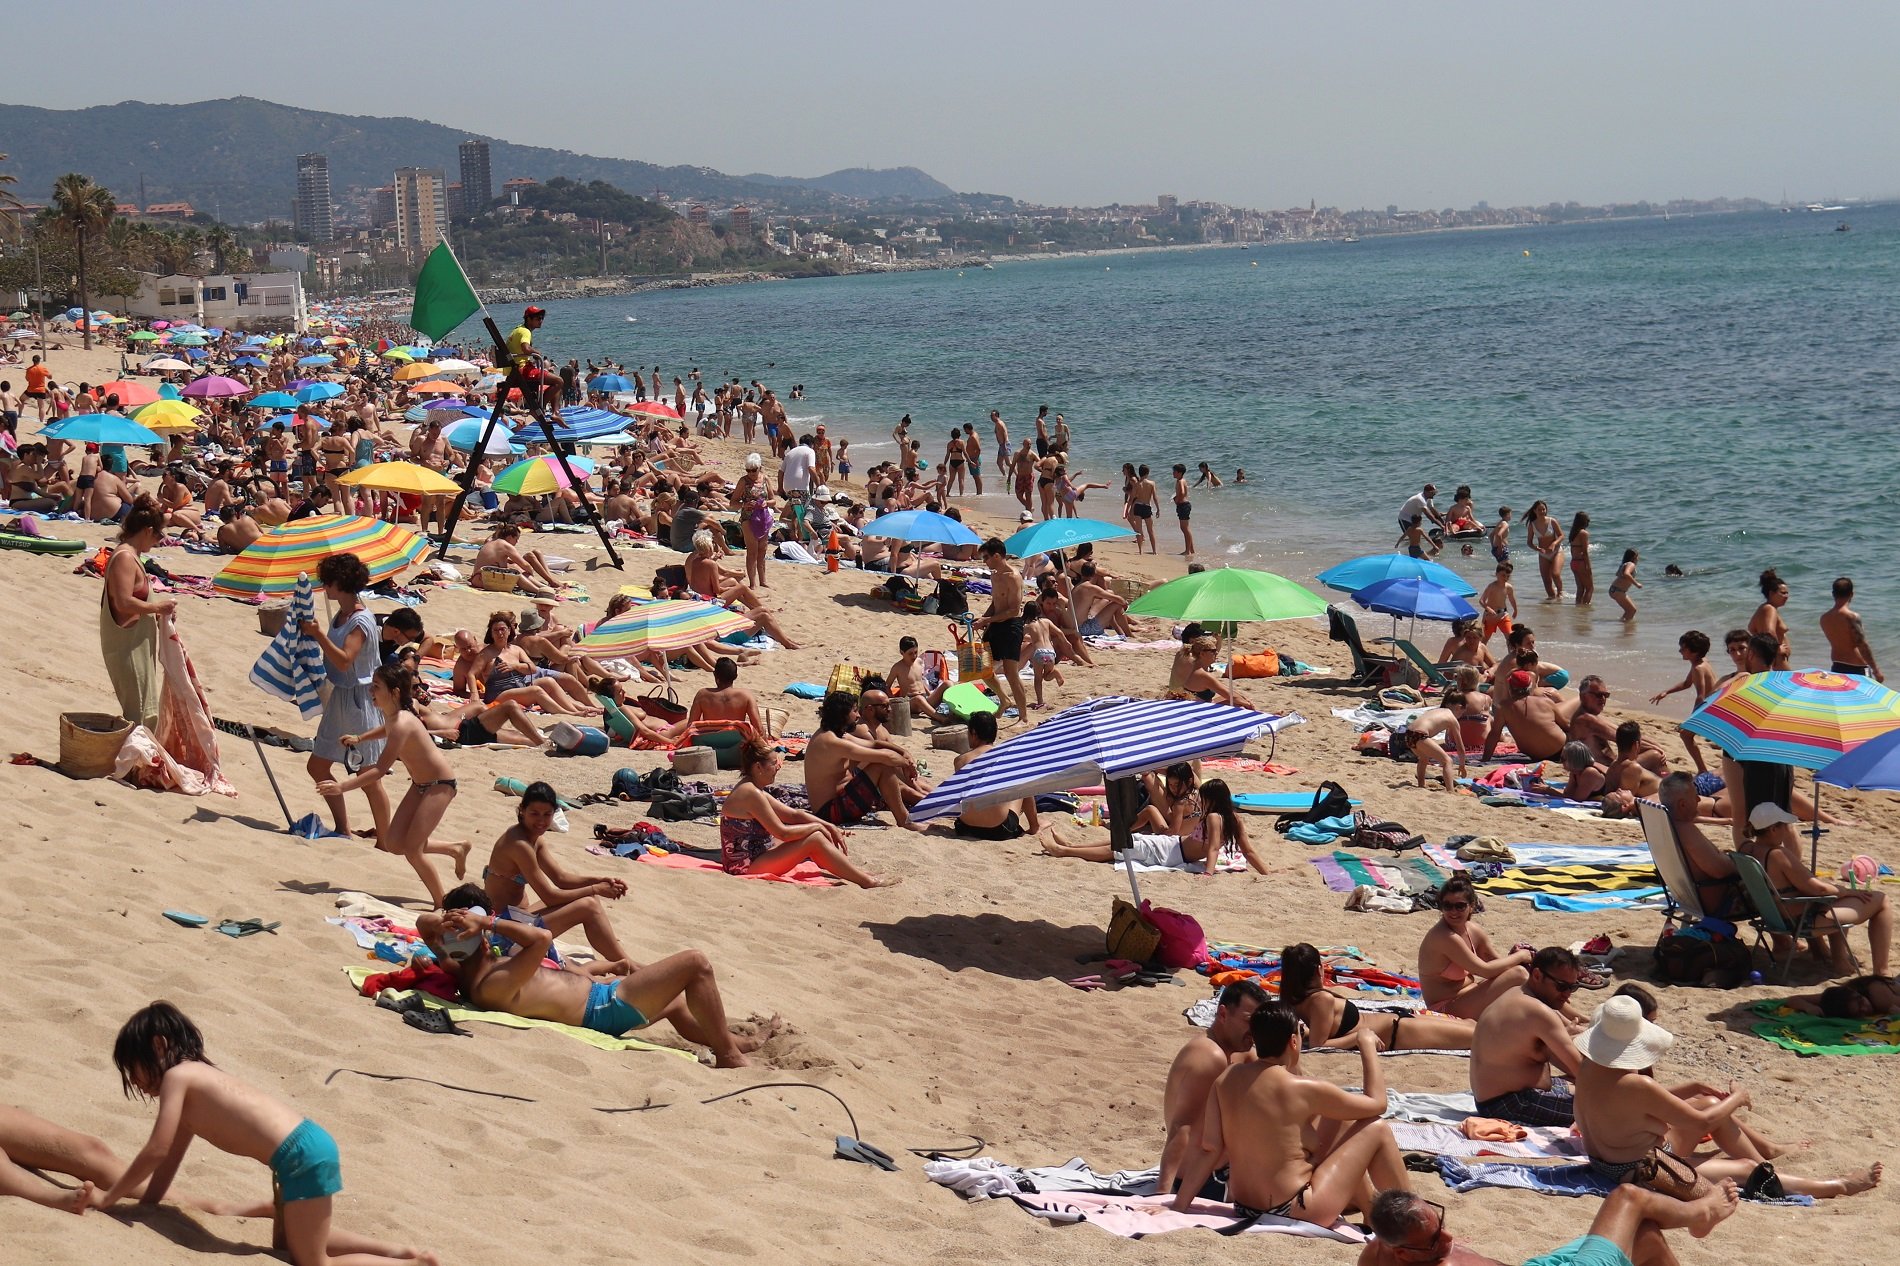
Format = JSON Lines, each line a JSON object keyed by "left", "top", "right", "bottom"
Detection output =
{"left": 1416, "top": 873, "right": 1533, "bottom": 1018}
{"left": 942, "top": 429, "right": 967, "bottom": 497}
{"left": 480, "top": 781, "right": 635, "bottom": 972}
{"left": 733, "top": 453, "right": 772, "bottom": 591}
{"left": 1281, "top": 942, "right": 1475, "bottom": 1052}
{"left": 1567, "top": 511, "right": 1593, "bottom": 605}
{"left": 719, "top": 737, "right": 896, "bottom": 888}
{"left": 1609, "top": 548, "right": 1642, "bottom": 622}
{"left": 1166, "top": 634, "right": 1257, "bottom": 709}
{"left": 1523, "top": 500, "right": 1564, "bottom": 600}
{"left": 316, "top": 663, "right": 469, "bottom": 906}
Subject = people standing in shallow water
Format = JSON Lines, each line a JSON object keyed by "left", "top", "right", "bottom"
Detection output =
{"left": 1568, "top": 511, "right": 1593, "bottom": 604}
{"left": 1525, "top": 501, "right": 1564, "bottom": 600}
{"left": 1609, "top": 549, "right": 1642, "bottom": 621}
{"left": 1750, "top": 568, "right": 1792, "bottom": 669}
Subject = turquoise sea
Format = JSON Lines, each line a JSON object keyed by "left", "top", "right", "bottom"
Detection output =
{"left": 535, "top": 205, "right": 1897, "bottom": 702}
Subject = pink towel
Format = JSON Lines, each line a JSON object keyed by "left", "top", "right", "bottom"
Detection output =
{"left": 1009, "top": 1192, "right": 1362, "bottom": 1241}
{"left": 635, "top": 851, "right": 838, "bottom": 886}
{"left": 151, "top": 613, "right": 235, "bottom": 796}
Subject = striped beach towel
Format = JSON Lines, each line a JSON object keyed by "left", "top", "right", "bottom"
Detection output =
{"left": 250, "top": 575, "right": 324, "bottom": 717}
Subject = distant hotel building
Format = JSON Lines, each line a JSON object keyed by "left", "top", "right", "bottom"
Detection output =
{"left": 370, "top": 186, "right": 397, "bottom": 229}
{"left": 458, "top": 139, "right": 493, "bottom": 215}
{"left": 393, "top": 167, "right": 448, "bottom": 258}
{"left": 687, "top": 204, "right": 709, "bottom": 226}
{"left": 295, "top": 152, "right": 334, "bottom": 242}
{"left": 729, "top": 205, "right": 752, "bottom": 235}
{"left": 501, "top": 176, "right": 539, "bottom": 205}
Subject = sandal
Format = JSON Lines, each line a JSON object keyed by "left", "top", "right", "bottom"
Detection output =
{"left": 1576, "top": 968, "right": 1611, "bottom": 990}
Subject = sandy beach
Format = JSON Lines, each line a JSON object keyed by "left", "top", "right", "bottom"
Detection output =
{"left": 1, "top": 338, "right": 1894, "bottom": 1266}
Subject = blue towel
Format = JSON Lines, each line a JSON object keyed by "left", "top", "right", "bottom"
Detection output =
{"left": 1286, "top": 814, "right": 1357, "bottom": 846}
{"left": 249, "top": 576, "right": 324, "bottom": 718}
{"left": 782, "top": 682, "right": 826, "bottom": 699}
{"left": 1511, "top": 888, "right": 1667, "bottom": 912}
{"left": 1436, "top": 1156, "right": 1811, "bottom": 1205}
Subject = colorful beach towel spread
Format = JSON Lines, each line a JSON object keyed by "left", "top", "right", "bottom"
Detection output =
{"left": 634, "top": 850, "right": 840, "bottom": 886}
{"left": 344, "top": 966, "right": 693, "bottom": 1058}
{"left": 1199, "top": 942, "right": 1421, "bottom": 998}
{"left": 1748, "top": 1000, "right": 1900, "bottom": 1056}
{"left": 1310, "top": 852, "right": 1449, "bottom": 895}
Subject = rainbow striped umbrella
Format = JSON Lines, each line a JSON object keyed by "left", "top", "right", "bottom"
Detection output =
{"left": 577, "top": 599, "right": 754, "bottom": 656}
{"left": 213, "top": 515, "right": 428, "bottom": 598}
{"left": 1683, "top": 670, "right": 1900, "bottom": 769}
{"left": 491, "top": 454, "right": 597, "bottom": 497}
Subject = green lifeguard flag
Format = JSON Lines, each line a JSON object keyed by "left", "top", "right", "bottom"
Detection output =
{"left": 409, "top": 243, "right": 480, "bottom": 340}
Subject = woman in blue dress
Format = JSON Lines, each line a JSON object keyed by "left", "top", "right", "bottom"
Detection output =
{"left": 303, "top": 552, "right": 390, "bottom": 841}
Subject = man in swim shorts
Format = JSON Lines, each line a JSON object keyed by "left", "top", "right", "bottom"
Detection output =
{"left": 805, "top": 690, "right": 930, "bottom": 828}
{"left": 1354, "top": 1182, "right": 1738, "bottom": 1266}
{"left": 1470, "top": 947, "right": 1585, "bottom": 1126}
{"left": 974, "top": 537, "right": 1030, "bottom": 720}
{"left": 419, "top": 895, "right": 772, "bottom": 1068}
{"left": 1171, "top": 463, "right": 1194, "bottom": 557}
{"left": 1159, "top": 979, "right": 1267, "bottom": 1196}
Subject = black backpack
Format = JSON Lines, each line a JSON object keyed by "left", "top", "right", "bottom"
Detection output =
{"left": 933, "top": 580, "right": 970, "bottom": 617}
{"left": 1274, "top": 781, "right": 1353, "bottom": 834}
{"left": 1653, "top": 930, "right": 1752, "bottom": 988}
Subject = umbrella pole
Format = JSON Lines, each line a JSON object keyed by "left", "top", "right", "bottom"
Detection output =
{"left": 1106, "top": 775, "right": 1144, "bottom": 906}
{"left": 1811, "top": 775, "right": 1822, "bottom": 874}
{"left": 243, "top": 726, "right": 295, "bottom": 829}
{"left": 433, "top": 330, "right": 514, "bottom": 562}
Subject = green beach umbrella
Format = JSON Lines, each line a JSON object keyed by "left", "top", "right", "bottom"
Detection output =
{"left": 127, "top": 329, "right": 161, "bottom": 341}
{"left": 1127, "top": 567, "right": 1328, "bottom": 623}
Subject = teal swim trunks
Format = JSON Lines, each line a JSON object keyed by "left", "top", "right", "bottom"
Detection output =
{"left": 582, "top": 978, "right": 650, "bottom": 1037}
{"left": 1523, "top": 1234, "right": 1635, "bottom": 1266}
{"left": 270, "top": 1119, "right": 343, "bottom": 1204}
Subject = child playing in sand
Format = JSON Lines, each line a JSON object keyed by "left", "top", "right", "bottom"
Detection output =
{"left": 316, "top": 663, "right": 468, "bottom": 906}
{"left": 1020, "top": 601, "right": 1066, "bottom": 708}
{"left": 1650, "top": 630, "right": 1719, "bottom": 773}
{"left": 1479, "top": 562, "right": 1518, "bottom": 643}
{"left": 87, "top": 1001, "right": 436, "bottom": 1265}
{"left": 1397, "top": 691, "right": 1470, "bottom": 791}
{"left": 1610, "top": 548, "right": 1642, "bottom": 621}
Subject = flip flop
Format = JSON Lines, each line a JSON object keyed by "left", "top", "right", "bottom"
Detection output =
{"left": 163, "top": 911, "right": 209, "bottom": 927}
{"left": 215, "top": 919, "right": 281, "bottom": 938}
{"left": 834, "top": 1135, "right": 898, "bottom": 1171}
{"left": 1066, "top": 975, "right": 1105, "bottom": 990}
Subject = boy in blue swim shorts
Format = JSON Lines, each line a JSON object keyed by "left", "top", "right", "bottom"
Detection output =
{"left": 91, "top": 1001, "right": 434, "bottom": 1264}
{"left": 1354, "top": 1182, "right": 1738, "bottom": 1266}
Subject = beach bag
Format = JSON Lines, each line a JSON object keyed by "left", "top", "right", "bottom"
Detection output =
{"left": 762, "top": 706, "right": 789, "bottom": 738}
{"left": 954, "top": 632, "right": 993, "bottom": 684}
{"left": 1274, "top": 781, "right": 1352, "bottom": 834}
{"left": 1230, "top": 650, "right": 1280, "bottom": 679}
{"left": 933, "top": 580, "right": 970, "bottom": 617}
{"left": 1350, "top": 812, "right": 1421, "bottom": 852}
{"left": 1651, "top": 928, "right": 1751, "bottom": 988}
{"left": 1105, "top": 897, "right": 1161, "bottom": 965}
{"left": 827, "top": 662, "right": 867, "bottom": 697}
{"left": 1140, "top": 901, "right": 1209, "bottom": 969}
{"left": 649, "top": 788, "right": 718, "bottom": 822}
{"left": 633, "top": 688, "right": 686, "bottom": 723}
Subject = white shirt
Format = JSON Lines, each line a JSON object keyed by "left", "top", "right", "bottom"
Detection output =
{"left": 1400, "top": 492, "right": 1434, "bottom": 522}
{"left": 782, "top": 444, "right": 816, "bottom": 493}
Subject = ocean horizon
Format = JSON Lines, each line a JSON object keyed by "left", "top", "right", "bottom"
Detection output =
{"left": 531, "top": 204, "right": 1897, "bottom": 703}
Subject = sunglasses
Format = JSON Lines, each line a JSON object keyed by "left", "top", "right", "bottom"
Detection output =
{"left": 1392, "top": 1201, "right": 1449, "bottom": 1259}
{"left": 1439, "top": 900, "right": 1471, "bottom": 912}
{"left": 1548, "top": 978, "right": 1582, "bottom": 993}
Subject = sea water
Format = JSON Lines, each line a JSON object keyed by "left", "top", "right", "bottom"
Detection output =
{"left": 539, "top": 205, "right": 1899, "bottom": 702}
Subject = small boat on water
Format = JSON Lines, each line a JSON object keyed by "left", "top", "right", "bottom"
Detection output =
{"left": 1836, "top": 222, "right": 1851, "bottom": 233}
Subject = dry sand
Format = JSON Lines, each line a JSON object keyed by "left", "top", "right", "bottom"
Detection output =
{"left": 1, "top": 339, "right": 1892, "bottom": 1264}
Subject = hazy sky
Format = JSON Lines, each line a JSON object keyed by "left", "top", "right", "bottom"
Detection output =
{"left": 8, "top": 1, "right": 1896, "bottom": 208}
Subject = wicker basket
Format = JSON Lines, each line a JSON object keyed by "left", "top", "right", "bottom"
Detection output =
{"left": 258, "top": 603, "right": 289, "bottom": 637}
{"left": 60, "top": 711, "right": 133, "bottom": 778}
{"left": 474, "top": 568, "right": 519, "bottom": 594}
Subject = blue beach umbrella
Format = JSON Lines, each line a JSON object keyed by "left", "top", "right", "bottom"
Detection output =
{"left": 47, "top": 413, "right": 164, "bottom": 445}
{"left": 294, "top": 382, "right": 344, "bottom": 404}
{"left": 181, "top": 348, "right": 208, "bottom": 360}
{"left": 1004, "top": 516, "right": 1135, "bottom": 558}
{"left": 446, "top": 418, "right": 524, "bottom": 455}
{"left": 861, "top": 509, "right": 981, "bottom": 547}
{"left": 1317, "top": 553, "right": 1477, "bottom": 596}
{"left": 1816, "top": 727, "right": 1900, "bottom": 794}
{"left": 231, "top": 355, "right": 267, "bottom": 368}
{"left": 297, "top": 353, "right": 336, "bottom": 367}
{"left": 249, "top": 391, "right": 302, "bottom": 410}
{"left": 1350, "top": 577, "right": 1477, "bottom": 622}
{"left": 587, "top": 373, "right": 633, "bottom": 392}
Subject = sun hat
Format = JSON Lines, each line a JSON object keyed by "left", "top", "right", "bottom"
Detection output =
{"left": 1749, "top": 803, "right": 1800, "bottom": 830}
{"left": 1579, "top": 995, "right": 1674, "bottom": 1070}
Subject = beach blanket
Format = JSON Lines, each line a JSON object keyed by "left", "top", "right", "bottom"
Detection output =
{"left": 1331, "top": 704, "right": 1425, "bottom": 730}
{"left": 1515, "top": 889, "right": 1666, "bottom": 911}
{"left": 1435, "top": 1156, "right": 1812, "bottom": 1206}
{"left": 1201, "top": 757, "right": 1298, "bottom": 776}
{"left": 248, "top": 575, "right": 325, "bottom": 718}
{"left": 1747, "top": 1000, "right": 1900, "bottom": 1056}
{"left": 1287, "top": 815, "right": 1357, "bottom": 845}
{"left": 1005, "top": 1191, "right": 1363, "bottom": 1240}
{"left": 1391, "top": 1121, "right": 1582, "bottom": 1159}
{"left": 343, "top": 966, "right": 694, "bottom": 1058}
{"left": 1310, "top": 852, "right": 1448, "bottom": 895}
{"left": 1199, "top": 943, "right": 1421, "bottom": 998}
{"left": 147, "top": 614, "right": 235, "bottom": 796}
{"left": 1473, "top": 863, "right": 1659, "bottom": 896}
{"left": 633, "top": 850, "right": 840, "bottom": 886}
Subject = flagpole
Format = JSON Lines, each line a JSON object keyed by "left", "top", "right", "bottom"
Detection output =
{"left": 426, "top": 243, "right": 621, "bottom": 569}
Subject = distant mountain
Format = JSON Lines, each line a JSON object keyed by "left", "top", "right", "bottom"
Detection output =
{"left": 0, "top": 97, "right": 970, "bottom": 224}
{"left": 740, "top": 166, "right": 957, "bottom": 202}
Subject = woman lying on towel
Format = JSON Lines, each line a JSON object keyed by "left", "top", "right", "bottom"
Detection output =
{"left": 719, "top": 736, "right": 899, "bottom": 888}
{"left": 1280, "top": 942, "right": 1475, "bottom": 1052}
{"left": 1037, "top": 779, "right": 1269, "bottom": 873}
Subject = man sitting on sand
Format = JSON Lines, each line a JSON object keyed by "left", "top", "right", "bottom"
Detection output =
{"left": 1159, "top": 980, "right": 1267, "bottom": 1196}
{"left": 1356, "top": 1182, "right": 1739, "bottom": 1266}
{"left": 419, "top": 894, "right": 774, "bottom": 1069}
{"left": 473, "top": 522, "right": 563, "bottom": 598}
{"left": 951, "top": 711, "right": 1040, "bottom": 840}
{"left": 1470, "top": 947, "right": 1586, "bottom": 1126}
{"left": 1170, "top": 1002, "right": 1409, "bottom": 1228}
{"left": 806, "top": 691, "right": 930, "bottom": 828}
{"left": 1604, "top": 722, "right": 1665, "bottom": 798}
{"left": 672, "top": 655, "right": 765, "bottom": 740}
{"left": 1567, "top": 677, "right": 1671, "bottom": 776}
{"left": 1574, "top": 996, "right": 1882, "bottom": 1200}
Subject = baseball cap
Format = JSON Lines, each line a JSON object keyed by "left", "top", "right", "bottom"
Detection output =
{"left": 1748, "top": 803, "right": 1800, "bottom": 830}
{"left": 1018, "top": 510, "right": 1034, "bottom": 523}
{"left": 524, "top": 305, "right": 546, "bottom": 318}
{"left": 1507, "top": 670, "right": 1534, "bottom": 692}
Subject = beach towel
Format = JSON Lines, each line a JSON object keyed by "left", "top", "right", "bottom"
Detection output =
{"left": 1390, "top": 1121, "right": 1582, "bottom": 1159}
{"left": 343, "top": 967, "right": 694, "bottom": 1058}
{"left": 1311, "top": 852, "right": 1447, "bottom": 895}
{"left": 1234, "top": 791, "right": 1363, "bottom": 812}
{"left": 1331, "top": 703, "right": 1425, "bottom": 730}
{"left": 782, "top": 681, "right": 826, "bottom": 699}
{"left": 1473, "top": 863, "right": 1660, "bottom": 896}
{"left": 633, "top": 850, "right": 840, "bottom": 886}
{"left": 1286, "top": 815, "right": 1356, "bottom": 845}
{"left": 1004, "top": 1191, "right": 1364, "bottom": 1240}
{"left": 1201, "top": 757, "right": 1298, "bottom": 775}
{"left": 153, "top": 614, "right": 235, "bottom": 796}
{"left": 1514, "top": 888, "right": 1667, "bottom": 912}
{"left": 249, "top": 575, "right": 325, "bottom": 718}
{"left": 1434, "top": 1156, "right": 1812, "bottom": 1206}
{"left": 1198, "top": 943, "right": 1420, "bottom": 997}
{"left": 1747, "top": 1000, "right": 1900, "bottom": 1056}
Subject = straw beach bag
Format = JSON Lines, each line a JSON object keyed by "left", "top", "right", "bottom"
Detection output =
{"left": 1106, "top": 897, "right": 1162, "bottom": 965}
{"left": 60, "top": 711, "right": 133, "bottom": 778}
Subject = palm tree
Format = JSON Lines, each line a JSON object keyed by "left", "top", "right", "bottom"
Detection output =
{"left": 49, "top": 173, "right": 116, "bottom": 350}
{"left": 203, "top": 223, "right": 237, "bottom": 274}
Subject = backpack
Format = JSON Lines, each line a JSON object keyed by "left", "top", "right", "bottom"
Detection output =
{"left": 1140, "top": 901, "right": 1209, "bottom": 969}
{"left": 1653, "top": 928, "right": 1752, "bottom": 988}
{"left": 1350, "top": 811, "right": 1423, "bottom": 852}
{"left": 933, "top": 580, "right": 970, "bottom": 617}
{"left": 1274, "top": 781, "right": 1353, "bottom": 834}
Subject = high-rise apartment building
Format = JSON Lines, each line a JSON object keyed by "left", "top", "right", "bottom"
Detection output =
{"left": 458, "top": 139, "right": 493, "bottom": 215}
{"left": 294, "top": 153, "right": 334, "bottom": 242}
{"left": 393, "top": 167, "right": 448, "bottom": 257}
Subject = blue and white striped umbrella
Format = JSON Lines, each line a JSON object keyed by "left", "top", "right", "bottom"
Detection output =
{"left": 247, "top": 575, "right": 324, "bottom": 717}
{"left": 555, "top": 405, "right": 638, "bottom": 440}
{"left": 910, "top": 695, "right": 1280, "bottom": 823}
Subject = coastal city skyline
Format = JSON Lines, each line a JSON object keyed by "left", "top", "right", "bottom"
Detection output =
{"left": 3, "top": 1, "right": 1895, "bottom": 213}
